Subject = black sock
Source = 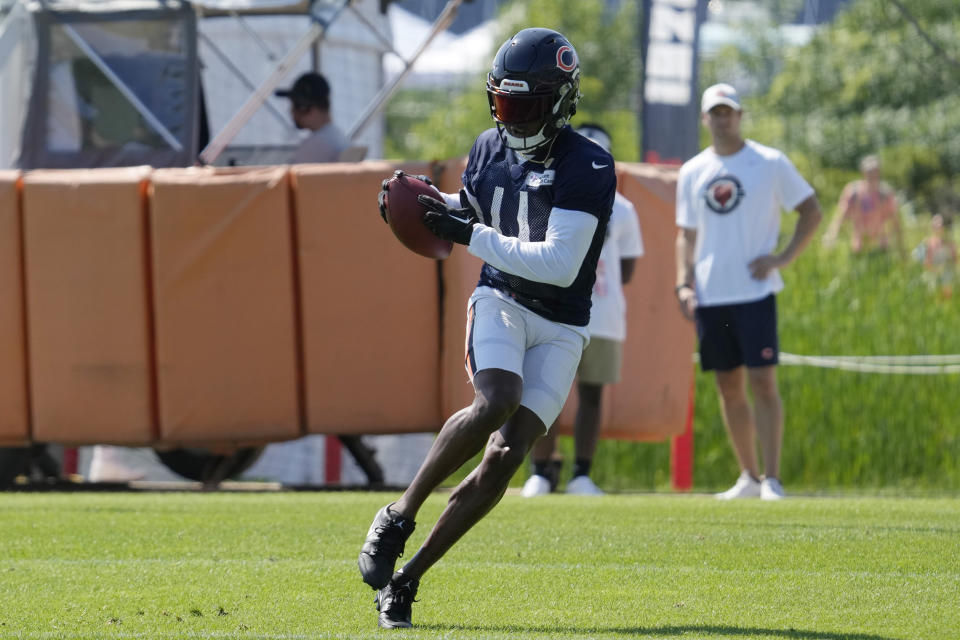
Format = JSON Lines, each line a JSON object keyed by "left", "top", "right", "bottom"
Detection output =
{"left": 572, "top": 458, "right": 592, "bottom": 479}
{"left": 392, "top": 570, "right": 416, "bottom": 585}
{"left": 533, "top": 460, "right": 552, "bottom": 478}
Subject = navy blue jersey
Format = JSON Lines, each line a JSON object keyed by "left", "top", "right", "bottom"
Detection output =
{"left": 462, "top": 126, "right": 616, "bottom": 326}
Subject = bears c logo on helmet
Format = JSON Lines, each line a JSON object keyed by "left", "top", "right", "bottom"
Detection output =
{"left": 704, "top": 175, "right": 744, "bottom": 214}
{"left": 556, "top": 46, "right": 576, "bottom": 72}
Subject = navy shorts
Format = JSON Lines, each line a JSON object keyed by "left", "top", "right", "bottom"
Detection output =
{"left": 694, "top": 294, "right": 779, "bottom": 371}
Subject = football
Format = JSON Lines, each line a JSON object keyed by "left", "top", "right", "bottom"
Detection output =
{"left": 382, "top": 173, "right": 453, "bottom": 259}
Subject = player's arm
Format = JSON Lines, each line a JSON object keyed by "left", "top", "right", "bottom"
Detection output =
{"left": 749, "top": 194, "right": 823, "bottom": 280}
{"left": 467, "top": 208, "right": 598, "bottom": 287}
{"left": 675, "top": 227, "right": 697, "bottom": 320}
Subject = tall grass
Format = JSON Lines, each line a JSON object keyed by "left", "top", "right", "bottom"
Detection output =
{"left": 560, "top": 217, "right": 960, "bottom": 493}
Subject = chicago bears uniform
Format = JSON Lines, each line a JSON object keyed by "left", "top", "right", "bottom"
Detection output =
{"left": 463, "top": 126, "right": 616, "bottom": 326}
{"left": 362, "top": 28, "right": 617, "bottom": 631}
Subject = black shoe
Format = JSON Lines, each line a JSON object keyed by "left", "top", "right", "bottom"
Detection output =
{"left": 358, "top": 503, "right": 416, "bottom": 589}
{"left": 375, "top": 574, "right": 419, "bottom": 629}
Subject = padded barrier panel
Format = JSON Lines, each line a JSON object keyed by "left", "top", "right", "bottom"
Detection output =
{"left": 292, "top": 162, "right": 442, "bottom": 434}
{"left": 22, "top": 167, "right": 155, "bottom": 445}
{"left": 0, "top": 172, "right": 29, "bottom": 446}
{"left": 555, "top": 163, "right": 694, "bottom": 440}
{"left": 150, "top": 167, "right": 300, "bottom": 445}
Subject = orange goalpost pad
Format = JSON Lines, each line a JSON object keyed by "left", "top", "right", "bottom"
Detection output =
{"left": 22, "top": 167, "right": 155, "bottom": 445}
{"left": 150, "top": 167, "right": 301, "bottom": 446}
{"left": 0, "top": 172, "right": 29, "bottom": 446}
{"left": 291, "top": 162, "right": 443, "bottom": 434}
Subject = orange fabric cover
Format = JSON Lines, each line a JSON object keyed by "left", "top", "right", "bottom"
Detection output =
{"left": 292, "top": 162, "right": 442, "bottom": 433}
{"left": 22, "top": 167, "right": 155, "bottom": 445}
{"left": 0, "top": 172, "right": 29, "bottom": 446}
{"left": 150, "top": 167, "right": 300, "bottom": 445}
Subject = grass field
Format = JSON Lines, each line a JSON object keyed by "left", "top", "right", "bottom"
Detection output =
{"left": 1, "top": 490, "right": 957, "bottom": 639}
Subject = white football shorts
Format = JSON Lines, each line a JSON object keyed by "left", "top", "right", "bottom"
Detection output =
{"left": 464, "top": 287, "right": 589, "bottom": 430}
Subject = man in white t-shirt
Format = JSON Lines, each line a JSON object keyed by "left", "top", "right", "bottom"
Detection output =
{"left": 275, "top": 72, "right": 350, "bottom": 163}
{"left": 522, "top": 123, "right": 645, "bottom": 497}
{"left": 675, "top": 84, "right": 822, "bottom": 500}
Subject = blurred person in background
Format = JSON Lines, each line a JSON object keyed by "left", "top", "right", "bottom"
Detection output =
{"left": 675, "top": 83, "right": 822, "bottom": 500}
{"left": 913, "top": 212, "right": 956, "bottom": 299}
{"left": 823, "top": 155, "right": 904, "bottom": 256}
{"left": 521, "top": 123, "right": 644, "bottom": 497}
{"left": 275, "top": 72, "right": 350, "bottom": 163}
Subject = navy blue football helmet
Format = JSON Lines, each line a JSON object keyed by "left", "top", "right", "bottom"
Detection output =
{"left": 486, "top": 28, "right": 581, "bottom": 153}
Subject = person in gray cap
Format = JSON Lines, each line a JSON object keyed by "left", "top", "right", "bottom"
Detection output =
{"left": 275, "top": 72, "right": 350, "bottom": 163}
{"left": 675, "top": 83, "right": 823, "bottom": 501}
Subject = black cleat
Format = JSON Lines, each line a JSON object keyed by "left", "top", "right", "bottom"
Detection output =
{"left": 358, "top": 503, "right": 416, "bottom": 589}
{"left": 375, "top": 574, "right": 419, "bottom": 629}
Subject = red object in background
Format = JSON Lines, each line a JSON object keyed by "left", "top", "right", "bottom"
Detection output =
{"left": 324, "top": 435, "right": 341, "bottom": 484}
{"left": 671, "top": 378, "right": 695, "bottom": 491}
{"left": 62, "top": 447, "right": 78, "bottom": 475}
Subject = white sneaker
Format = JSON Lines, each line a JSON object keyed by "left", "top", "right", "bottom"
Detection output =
{"left": 565, "top": 475, "right": 604, "bottom": 496}
{"left": 715, "top": 470, "right": 761, "bottom": 500}
{"left": 521, "top": 474, "right": 552, "bottom": 497}
{"left": 761, "top": 477, "right": 786, "bottom": 501}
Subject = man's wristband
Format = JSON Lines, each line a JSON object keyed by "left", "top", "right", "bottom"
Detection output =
{"left": 674, "top": 283, "right": 693, "bottom": 295}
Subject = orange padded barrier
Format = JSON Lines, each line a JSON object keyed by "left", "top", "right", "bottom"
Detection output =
{"left": 292, "top": 162, "right": 442, "bottom": 434}
{"left": 0, "top": 172, "right": 29, "bottom": 446}
{"left": 22, "top": 167, "right": 155, "bottom": 445}
{"left": 150, "top": 167, "right": 300, "bottom": 445}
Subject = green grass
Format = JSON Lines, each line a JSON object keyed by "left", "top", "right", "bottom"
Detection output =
{"left": 555, "top": 217, "right": 960, "bottom": 493}
{"left": 1, "top": 491, "right": 958, "bottom": 639}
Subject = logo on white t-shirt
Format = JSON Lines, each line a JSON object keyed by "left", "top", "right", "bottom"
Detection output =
{"left": 704, "top": 175, "right": 745, "bottom": 214}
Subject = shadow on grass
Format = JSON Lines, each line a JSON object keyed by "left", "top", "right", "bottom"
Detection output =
{"left": 419, "top": 623, "right": 898, "bottom": 639}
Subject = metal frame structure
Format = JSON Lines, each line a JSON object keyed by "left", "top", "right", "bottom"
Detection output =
{"left": 3, "top": 0, "right": 468, "bottom": 169}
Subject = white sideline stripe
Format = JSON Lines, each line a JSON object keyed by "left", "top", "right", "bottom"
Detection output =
{"left": 693, "top": 352, "right": 960, "bottom": 374}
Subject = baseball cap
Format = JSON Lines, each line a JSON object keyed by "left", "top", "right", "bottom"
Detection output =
{"left": 576, "top": 124, "right": 612, "bottom": 153}
{"left": 275, "top": 72, "right": 330, "bottom": 106}
{"left": 701, "top": 83, "right": 741, "bottom": 113}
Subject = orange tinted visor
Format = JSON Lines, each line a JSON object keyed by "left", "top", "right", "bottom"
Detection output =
{"left": 487, "top": 89, "right": 553, "bottom": 125}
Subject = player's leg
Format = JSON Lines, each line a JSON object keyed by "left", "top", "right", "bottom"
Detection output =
{"left": 394, "top": 368, "right": 522, "bottom": 518}
{"left": 565, "top": 381, "right": 604, "bottom": 495}
{"left": 522, "top": 427, "right": 559, "bottom": 496}
{"left": 359, "top": 294, "right": 526, "bottom": 590}
{"left": 375, "top": 406, "right": 544, "bottom": 629}
{"left": 747, "top": 365, "right": 783, "bottom": 481}
{"left": 697, "top": 303, "right": 760, "bottom": 498}
{"left": 567, "top": 337, "right": 621, "bottom": 495}
{"left": 401, "top": 405, "right": 545, "bottom": 579}
{"left": 374, "top": 313, "right": 585, "bottom": 628}
{"left": 359, "top": 368, "right": 522, "bottom": 590}
{"left": 738, "top": 294, "right": 784, "bottom": 499}
{"left": 714, "top": 366, "right": 759, "bottom": 480}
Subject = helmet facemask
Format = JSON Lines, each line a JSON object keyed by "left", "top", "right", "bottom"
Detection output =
{"left": 487, "top": 78, "right": 580, "bottom": 153}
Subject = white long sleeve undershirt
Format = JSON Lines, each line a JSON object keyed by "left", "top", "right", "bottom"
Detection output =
{"left": 467, "top": 208, "right": 599, "bottom": 288}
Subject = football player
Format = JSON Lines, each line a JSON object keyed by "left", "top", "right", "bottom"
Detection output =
{"left": 362, "top": 28, "right": 616, "bottom": 628}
